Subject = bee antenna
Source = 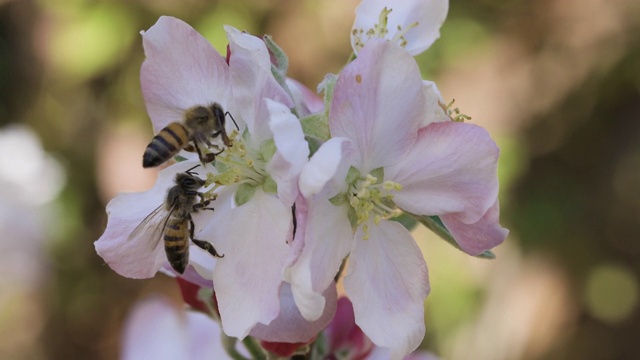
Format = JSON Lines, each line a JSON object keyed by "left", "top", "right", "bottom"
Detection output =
{"left": 185, "top": 164, "right": 201, "bottom": 175}
{"left": 225, "top": 111, "right": 240, "bottom": 131}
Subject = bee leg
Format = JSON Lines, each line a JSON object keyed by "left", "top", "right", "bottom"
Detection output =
{"left": 189, "top": 217, "right": 224, "bottom": 258}
{"left": 193, "top": 142, "right": 216, "bottom": 164}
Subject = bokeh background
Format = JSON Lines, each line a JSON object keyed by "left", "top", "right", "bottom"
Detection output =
{"left": 1, "top": 0, "right": 639, "bottom": 359}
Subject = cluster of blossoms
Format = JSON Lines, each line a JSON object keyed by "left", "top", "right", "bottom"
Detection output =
{"left": 96, "top": 0, "right": 508, "bottom": 358}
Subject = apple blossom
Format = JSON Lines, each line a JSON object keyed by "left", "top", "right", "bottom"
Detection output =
{"left": 351, "top": 0, "right": 449, "bottom": 56}
{"left": 96, "top": 16, "right": 312, "bottom": 342}
{"left": 288, "top": 39, "right": 507, "bottom": 359}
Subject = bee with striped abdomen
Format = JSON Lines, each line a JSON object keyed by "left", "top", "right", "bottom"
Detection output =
{"left": 142, "top": 103, "right": 234, "bottom": 168}
{"left": 128, "top": 165, "right": 223, "bottom": 274}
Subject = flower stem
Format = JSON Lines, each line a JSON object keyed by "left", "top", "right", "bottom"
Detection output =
{"left": 242, "top": 336, "right": 266, "bottom": 360}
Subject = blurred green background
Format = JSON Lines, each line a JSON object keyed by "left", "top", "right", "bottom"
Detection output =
{"left": 1, "top": 0, "right": 639, "bottom": 359}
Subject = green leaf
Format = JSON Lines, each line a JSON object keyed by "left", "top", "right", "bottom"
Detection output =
{"left": 412, "top": 214, "right": 496, "bottom": 259}
{"left": 235, "top": 183, "right": 257, "bottom": 206}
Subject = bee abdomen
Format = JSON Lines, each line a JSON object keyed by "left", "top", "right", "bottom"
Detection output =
{"left": 164, "top": 219, "right": 189, "bottom": 274}
{"left": 143, "top": 123, "right": 189, "bottom": 168}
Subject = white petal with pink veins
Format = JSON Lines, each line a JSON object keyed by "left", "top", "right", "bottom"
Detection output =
{"left": 266, "top": 99, "right": 309, "bottom": 205}
{"left": 288, "top": 194, "right": 354, "bottom": 321}
{"left": 330, "top": 40, "right": 422, "bottom": 171}
{"left": 388, "top": 122, "right": 499, "bottom": 224}
{"left": 250, "top": 282, "right": 337, "bottom": 342}
{"left": 440, "top": 199, "right": 508, "bottom": 256}
{"left": 209, "top": 188, "right": 292, "bottom": 338}
{"left": 226, "top": 26, "right": 292, "bottom": 143}
{"left": 345, "top": 220, "right": 429, "bottom": 359}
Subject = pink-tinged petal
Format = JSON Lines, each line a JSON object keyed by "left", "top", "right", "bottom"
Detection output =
{"left": 266, "top": 99, "right": 309, "bottom": 205}
{"left": 345, "top": 220, "right": 430, "bottom": 359}
{"left": 95, "top": 160, "right": 201, "bottom": 279}
{"left": 121, "top": 297, "right": 188, "bottom": 360}
{"left": 250, "top": 282, "right": 337, "bottom": 342}
{"left": 352, "top": 0, "right": 448, "bottom": 56}
{"left": 388, "top": 122, "right": 499, "bottom": 224}
{"left": 121, "top": 297, "right": 232, "bottom": 360}
{"left": 226, "top": 26, "right": 292, "bottom": 143}
{"left": 421, "top": 80, "right": 450, "bottom": 126}
{"left": 207, "top": 188, "right": 292, "bottom": 338}
{"left": 141, "top": 16, "right": 230, "bottom": 132}
{"left": 330, "top": 40, "right": 422, "bottom": 171}
{"left": 288, "top": 194, "right": 354, "bottom": 321}
{"left": 440, "top": 199, "right": 508, "bottom": 256}
{"left": 327, "top": 297, "right": 375, "bottom": 358}
{"left": 286, "top": 78, "right": 324, "bottom": 116}
{"left": 299, "top": 137, "right": 352, "bottom": 199}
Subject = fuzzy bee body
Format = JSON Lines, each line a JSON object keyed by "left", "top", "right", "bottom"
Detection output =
{"left": 142, "top": 103, "right": 231, "bottom": 168}
{"left": 128, "top": 165, "right": 223, "bottom": 274}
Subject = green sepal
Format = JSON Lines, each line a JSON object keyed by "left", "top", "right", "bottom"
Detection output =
{"left": 412, "top": 214, "right": 496, "bottom": 259}
{"left": 347, "top": 207, "right": 358, "bottom": 230}
{"left": 263, "top": 34, "right": 289, "bottom": 85}
{"left": 262, "top": 176, "right": 277, "bottom": 194}
{"left": 391, "top": 212, "right": 418, "bottom": 231}
{"left": 235, "top": 183, "right": 257, "bottom": 206}
{"left": 305, "top": 135, "right": 324, "bottom": 157}
{"left": 318, "top": 73, "right": 338, "bottom": 116}
{"left": 345, "top": 166, "right": 361, "bottom": 185}
{"left": 329, "top": 192, "right": 347, "bottom": 206}
{"left": 300, "top": 112, "right": 330, "bottom": 142}
{"left": 369, "top": 167, "right": 384, "bottom": 183}
{"left": 260, "top": 138, "right": 276, "bottom": 162}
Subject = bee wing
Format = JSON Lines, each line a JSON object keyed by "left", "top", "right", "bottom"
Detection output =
{"left": 127, "top": 203, "right": 172, "bottom": 251}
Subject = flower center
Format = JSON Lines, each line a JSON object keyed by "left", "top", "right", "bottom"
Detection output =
{"left": 205, "top": 130, "right": 272, "bottom": 197}
{"left": 352, "top": 7, "right": 419, "bottom": 52}
{"left": 345, "top": 169, "right": 403, "bottom": 239}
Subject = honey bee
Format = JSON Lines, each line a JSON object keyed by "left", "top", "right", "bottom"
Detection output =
{"left": 128, "top": 165, "right": 223, "bottom": 274}
{"left": 142, "top": 103, "right": 235, "bottom": 168}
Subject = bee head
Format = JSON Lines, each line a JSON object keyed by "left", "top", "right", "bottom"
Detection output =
{"left": 175, "top": 172, "right": 205, "bottom": 191}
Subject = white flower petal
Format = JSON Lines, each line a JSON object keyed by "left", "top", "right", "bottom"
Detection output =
{"left": 209, "top": 188, "right": 292, "bottom": 338}
{"left": 266, "top": 99, "right": 309, "bottom": 205}
{"left": 388, "top": 122, "right": 499, "bottom": 224}
{"left": 345, "top": 220, "right": 429, "bottom": 359}
{"left": 288, "top": 195, "right": 354, "bottom": 320}
{"left": 140, "top": 16, "right": 230, "bottom": 132}
{"left": 351, "top": 0, "right": 448, "bottom": 56}
{"left": 299, "top": 137, "right": 352, "bottom": 199}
